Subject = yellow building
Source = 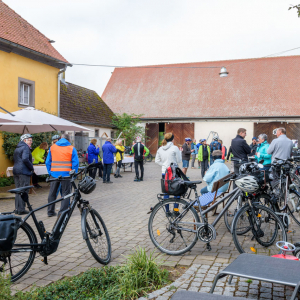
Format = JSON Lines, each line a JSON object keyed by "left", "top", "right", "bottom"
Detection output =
{"left": 0, "top": 1, "right": 71, "bottom": 172}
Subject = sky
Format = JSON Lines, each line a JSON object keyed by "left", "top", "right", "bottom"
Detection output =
{"left": 5, "top": 0, "right": 300, "bottom": 96}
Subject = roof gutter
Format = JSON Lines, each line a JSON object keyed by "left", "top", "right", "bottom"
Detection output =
{"left": 0, "top": 37, "right": 72, "bottom": 67}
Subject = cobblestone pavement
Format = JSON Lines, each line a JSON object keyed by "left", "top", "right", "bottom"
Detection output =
{"left": 0, "top": 162, "right": 299, "bottom": 298}
{"left": 139, "top": 263, "right": 297, "bottom": 300}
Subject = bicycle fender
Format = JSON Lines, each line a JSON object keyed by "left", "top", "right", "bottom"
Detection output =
{"left": 81, "top": 208, "right": 89, "bottom": 240}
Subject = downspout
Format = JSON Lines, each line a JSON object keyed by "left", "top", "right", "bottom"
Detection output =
{"left": 57, "top": 66, "right": 67, "bottom": 117}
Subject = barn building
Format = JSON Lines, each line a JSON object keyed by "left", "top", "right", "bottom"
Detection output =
{"left": 101, "top": 56, "right": 300, "bottom": 155}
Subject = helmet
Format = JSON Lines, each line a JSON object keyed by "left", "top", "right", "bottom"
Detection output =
{"left": 185, "top": 138, "right": 192, "bottom": 142}
{"left": 52, "top": 135, "right": 60, "bottom": 141}
{"left": 239, "top": 164, "right": 248, "bottom": 174}
{"left": 235, "top": 175, "right": 259, "bottom": 193}
{"left": 213, "top": 136, "right": 219, "bottom": 141}
{"left": 20, "top": 134, "right": 32, "bottom": 141}
{"left": 78, "top": 176, "right": 96, "bottom": 194}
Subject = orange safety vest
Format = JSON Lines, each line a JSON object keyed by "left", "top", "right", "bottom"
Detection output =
{"left": 221, "top": 146, "right": 226, "bottom": 160}
{"left": 50, "top": 144, "right": 73, "bottom": 172}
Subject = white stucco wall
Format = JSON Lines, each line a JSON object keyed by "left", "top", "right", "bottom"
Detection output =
{"left": 194, "top": 121, "right": 254, "bottom": 149}
{"left": 66, "top": 125, "right": 113, "bottom": 138}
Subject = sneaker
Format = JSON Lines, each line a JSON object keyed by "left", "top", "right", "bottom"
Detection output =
{"left": 106, "top": 181, "right": 113, "bottom": 184}
{"left": 114, "top": 174, "right": 118, "bottom": 178}
{"left": 16, "top": 210, "right": 29, "bottom": 215}
{"left": 48, "top": 212, "right": 57, "bottom": 217}
{"left": 140, "top": 178, "right": 143, "bottom": 181}
{"left": 134, "top": 177, "right": 140, "bottom": 182}
{"left": 103, "top": 181, "right": 107, "bottom": 184}
{"left": 118, "top": 175, "right": 123, "bottom": 178}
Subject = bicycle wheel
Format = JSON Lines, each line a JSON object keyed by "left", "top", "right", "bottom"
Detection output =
{"left": 0, "top": 221, "right": 37, "bottom": 282}
{"left": 232, "top": 204, "right": 286, "bottom": 256}
{"left": 146, "top": 154, "right": 153, "bottom": 162}
{"left": 224, "top": 194, "right": 243, "bottom": 232}
{"left": 148, "top": 199, "right": 200, "bottom": 255}
{"left": 82, "top": 208, "right": 111, "bottom": 265}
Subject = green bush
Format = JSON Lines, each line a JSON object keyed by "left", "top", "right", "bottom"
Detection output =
{"left": 1, "top": 132, "right": 57, "bottom": 161}
{"left": 0, "top": 272, "right": 13, "bottom": 300}
{"left": 11, "top": 247, "right": 169, "bottom": 300}
{"left": 0, "top": 173, "right": 14, "bottom": 187}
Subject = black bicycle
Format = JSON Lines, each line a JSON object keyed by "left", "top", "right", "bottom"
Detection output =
{"left": 143, "top": 153, "right": 153, "bottom": 164}
{"left": 0, "top": 163, "right": 111, "bottom": 282}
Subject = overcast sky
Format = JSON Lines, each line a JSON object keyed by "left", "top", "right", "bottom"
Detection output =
{"left": 5, "top": 0, "right": 300, "bottom": 96}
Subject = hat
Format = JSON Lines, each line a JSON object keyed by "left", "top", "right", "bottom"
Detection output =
{"left": 212, "top": 150, "right": 222, "bottom": 156}
{"left": 185, "top": 138, "right": 192, "bottom": 142}
{"left": 252, "top": 137, "right": 257, "bottom": 141}
{"left": 20, "top": 134, "right": 32, "bottom": 141}
{"left": 201, "top": 139, "right": 206, "bottom": 142}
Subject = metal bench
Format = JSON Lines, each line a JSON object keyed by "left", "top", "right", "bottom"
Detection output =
{"left": 171, "top": 290, "right": 246, "bottom": 300}
{"left": 210, "top": 253, "right": 300, "bottom": 300}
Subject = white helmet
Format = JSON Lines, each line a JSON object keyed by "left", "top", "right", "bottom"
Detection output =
{"left": 235, "top": 175, "right": 259, "bottom": 193}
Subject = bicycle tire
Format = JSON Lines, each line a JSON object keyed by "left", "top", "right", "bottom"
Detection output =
{"left": 82, "top": 208, "right": 111, "bottom": 265}
{"left": 148, "top": 198, "right": 200, "bottom": 255}
{"left": 146, "top": 154, "right": 153, "bottom": 163}
{"left": 0, "top": 221, "right": 37, "bottom": 282}
{"left": 232, "top": 204, "right": 286, "bottom": 256}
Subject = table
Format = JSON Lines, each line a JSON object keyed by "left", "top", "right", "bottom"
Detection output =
{"left": 114, "top": 156, "right": 134, "bottom": 172}
{"left": 210, "top": 253, "right": 300, "bottom": 300}
{"left": 6, "top": 165, "right": 48, "bottom": 177}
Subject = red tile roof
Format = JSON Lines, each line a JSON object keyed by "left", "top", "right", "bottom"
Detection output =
{"left": 101, "top": 56, "right": 300, "bottom": 119}
{"left": 0, "top": 1, "right": 68, "bottom": 63}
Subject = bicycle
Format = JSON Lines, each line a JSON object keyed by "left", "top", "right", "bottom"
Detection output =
{"left": 143, "top": 153, "right": 153, "bottom": 164}
{"left": 0, "top": 163, "right": 111, "bottom": 282}
{"left": 148, "top": 179, "right": 242, "bottom": 255}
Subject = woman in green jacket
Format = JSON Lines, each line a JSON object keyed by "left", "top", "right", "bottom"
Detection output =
{"left": 32, "top": 142, "right": 48, "bottom": 165}
{"left": 255, "top": 134, "right": 272, "bottom": 171}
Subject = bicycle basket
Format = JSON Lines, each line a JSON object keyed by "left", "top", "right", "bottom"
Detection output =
{"left": 0, "top": 215, "right": 21, "bottom": 256}
{"left": 78, "top": 176, "right": 96, "bottom": 194}
{"left": 161, "top": 178, "right": 188, "bottom": 196}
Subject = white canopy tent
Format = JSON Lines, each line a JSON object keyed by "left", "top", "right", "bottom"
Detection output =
{"left": 1, "top": 107, "right": 91, "bottom": 134}
{"left": 0, "top": 111, "right": 28, "bottom": 123}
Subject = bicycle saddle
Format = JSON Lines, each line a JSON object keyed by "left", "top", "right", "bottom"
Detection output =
{"left": 8, "top": 186, "right": 34, "bottom": 194}
{"left": 184, "top": 180, "right": 202, "bottom": 186}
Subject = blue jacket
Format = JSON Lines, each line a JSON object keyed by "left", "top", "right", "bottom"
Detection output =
{"left": 203, "top": 159, "right": 230, "bottom": 192}
{"left": 255, "top": 141, "right": 272, "bottom": 165}
{"left": 210, "top": 141, "right": 222, "bottom": 153}
{"left": 46, "top": 138, "right": 79, "bottom": 178}
{"left": 13, "top": 141, "right": 34, "bottom": 176}
{"left": 102, "top": 141, "right": 117, "bottom": 164}
{"left": 191, "top": 143, "right": 198, "bottom": 155}
{"left": 87, "top": 143, "right": 100, "bottom": 164}
{"left": 196, "top": 143, "right": 202, "bottom": 149}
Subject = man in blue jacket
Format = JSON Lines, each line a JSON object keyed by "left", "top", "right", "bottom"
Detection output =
{"left": 46, "top": 133, "right": 79, "bottom": 217}
{"left": 102, "top": 137, "right": 117, "bottom": 183}
{"left": 210, "top": 137, "right": 221, "bottom": 166}
{"left": 87, "top": 139, "right": 100, "bottom": 179}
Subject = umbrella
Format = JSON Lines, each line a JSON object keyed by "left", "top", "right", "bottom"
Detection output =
{"left": 0, "top": 111, "right": 28, "bottom": 123}
{"left": 3, "top": 107, "right": 91, "bottom": 134}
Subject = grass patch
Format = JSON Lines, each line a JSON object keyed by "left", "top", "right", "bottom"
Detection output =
{"left": 2, "top": 247, "right": 170, "bottom": 300}
{"left": 246, "top": 279, "right": 252, "bottom": 284}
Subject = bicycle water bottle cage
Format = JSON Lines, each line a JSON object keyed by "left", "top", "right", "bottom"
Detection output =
{"left": 0, "top": 215, "right": 21, "bottom": 256}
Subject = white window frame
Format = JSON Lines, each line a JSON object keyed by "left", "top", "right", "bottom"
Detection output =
{"left": 20, "top": 83, "right": 30, "bottom": 105}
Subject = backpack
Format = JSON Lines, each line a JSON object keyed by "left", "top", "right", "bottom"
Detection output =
{"left": 161, "top": 163, "right": 188, "bottom": 196}
{"left": 0, "top": 215, "right": 21, "bottom": 256}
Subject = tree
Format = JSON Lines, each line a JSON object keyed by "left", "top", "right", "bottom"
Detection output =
{"left": 111, "top": 113, "right": 146, "bottom": 146}
{"left": 289, "top": 4, "right": 300, "bottom": 17}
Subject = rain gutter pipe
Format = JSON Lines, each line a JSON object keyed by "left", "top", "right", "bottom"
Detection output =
{"left": 57, "top": 67, "right": 67, "bottom": 118}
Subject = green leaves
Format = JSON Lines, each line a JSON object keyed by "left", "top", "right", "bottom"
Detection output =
{"left": 112, "top": 113, "right": 146, "bottom": 146}
{"left": 289, "top": 4, "right": 300, "bottom": 17}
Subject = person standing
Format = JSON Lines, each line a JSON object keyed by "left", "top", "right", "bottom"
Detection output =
{"left": 210, "top": 137, "right": 221, "bottom": 165}
{"left": 97, "top": 152, "right": 103, "bottom": 179}
{"left": 231, "top": 128, "right": 251, "bottom": 187}
{"left": 182, "top": 138, "right": 193, "bottom": 175}
{"left": 51, "top": 135, "right": 61, "bottom": 145}
{"left": 249, "top": 137, "right": 258, "bottom": 156}
{"left": 267, "top": 127, "right": 293, "bottom": 162}
{"left": 13, "top": 134, "right": 34, "bottom": 215}
{"left": 198, "top": 139, "right": 210, "bottom": 178}
{"left": 191, "top": 139, "right": 198, "bottom": 169}
{"left": 102, "top": 137, "right": 117, "bottom": 183}
{"left": 218, "top": 140, "right": 227, "bottom": 161}
{"left": 132, "top": 137, "right": 149, "bottom": 181}
{"left": 31, "top": 142, "right": 48, "bottom": 188}
{"left": 196, "top": 139, "right": 202, "bottom": 169}
{"left": 255, "top": 134, "right": 272, "bottom": 171}
{"left": 87, "top": 139, "right": 100, "bottom": 179}
{"left": 114, "top": 139, "right": 125, "bottom": 178}
{"left": 46, "top": 133, "right": 79, "bottom": 217}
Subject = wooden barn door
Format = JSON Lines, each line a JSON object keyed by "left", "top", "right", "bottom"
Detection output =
{"left": 165, "top": 123, "right": 194, "bottom": 147}
{"left": 254, "top": 122, "right": 300, "bottom": 143}
{"left": 145, "top": 123, "right": 159, "bottom": 155}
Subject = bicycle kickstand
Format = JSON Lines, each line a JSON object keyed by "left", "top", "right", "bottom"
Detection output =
{"left": 206, "top": 243, "right": 212, "bottom": 251}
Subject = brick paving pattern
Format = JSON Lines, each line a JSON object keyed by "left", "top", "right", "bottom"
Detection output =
{"left": 0, "top": 162, "right": 298, "bottom": 298}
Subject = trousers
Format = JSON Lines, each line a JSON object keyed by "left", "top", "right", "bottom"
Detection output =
{"left": 48, "top": 177, "right": 71, "bottom": 216}
{"left": 14, "top": 174, "right": 31, "bottom": 212}
{"left": 191, "top": 155, "right": 196, "bottom": 168}
{"left": 134, "top": 160, "right": 144, "bottom": 179}
{"left": 200, "top": 159, "right": 209, "bottom": 178}
{"left": 103, "top": 163, "right": 113, "bottom": 182}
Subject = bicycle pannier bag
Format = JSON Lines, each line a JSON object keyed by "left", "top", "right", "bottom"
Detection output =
{"left": 0, "top": 215, "right": 21, "bottom": 255}
{"left": 161, "top": 164, "right": 188, "bottom": 196}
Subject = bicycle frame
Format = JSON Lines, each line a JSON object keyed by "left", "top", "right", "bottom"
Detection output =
{"left": 169, "top": 187, "right": 240, "bottom": 233}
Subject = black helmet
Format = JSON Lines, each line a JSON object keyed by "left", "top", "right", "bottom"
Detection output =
{"left": 78, "top": 176, "right": 96, "bottom": 194}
